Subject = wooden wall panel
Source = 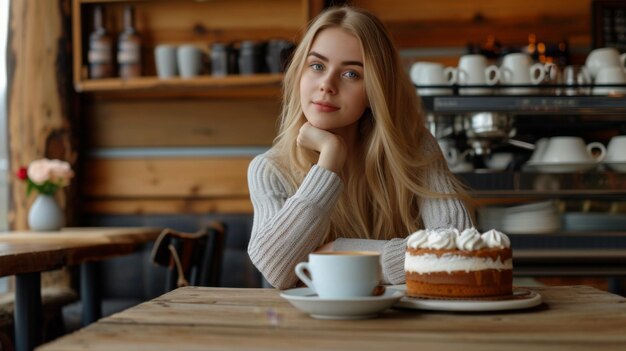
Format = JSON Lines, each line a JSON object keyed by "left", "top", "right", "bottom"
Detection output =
{"left": 85, "top": 98, "right": 280, "bottom": 147}
{"left": 83, "top": 158, "right": 251, "bottom": 198}
{"left": 353, "top": 0, "right": 591, "bottom": 21}
{"left": 84, "top": 198, "right": 252, "bottom": 215}
{"left": 353, "top": 0, "right": 592, "bottom": 64}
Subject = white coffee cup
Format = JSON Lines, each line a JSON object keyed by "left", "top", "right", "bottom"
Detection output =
{"left": 529, "top": 138, "right": 549, "bottom": 163}
{"left": 410, "top": 62, "right": 457, "bottom": 96}
{"left": 540, "top": 137, "right": 606, "bottom": 164}
{"left": 457, "top": 54, "right": 500, "bottom": 95}
{"left": 154, "top": 45, "right": 178, "bottom": 78}
{"left": 485, "top": 152, "right": 514, "bottom": 171}
{"left": 500, "top": 53, "right": 547, "bottom": 95}
{"left": 294, "top": 251, "right": 381, "bottom": 299}
{"left": 606, "top": 136, "right": 626, "bottom": 162}
{"left": 592, "top": 66, "right": 626, "bottom": 96}
{"left": 562, "top": 65, "right": 592, "bottom": 96}
{"left": 438, "top": 139, "right": 460, "bottom": 166}
{"left": 177, "top": 45, "right": 203, "bottom": 78}
{"left": 449, "top": 161, "right": 474, "bottom": 173}
{"left": 585, "top": 47, "right": 626, "bottom": 79}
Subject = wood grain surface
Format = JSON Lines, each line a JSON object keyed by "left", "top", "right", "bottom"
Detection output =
{"left": 0, "top": 227, "right": 161, "bottom": 277}
{"left": 37, "top": 285, "right": 626, "bottom": 351}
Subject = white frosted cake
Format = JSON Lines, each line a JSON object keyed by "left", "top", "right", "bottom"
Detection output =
{"left": 404, "top": 228, "right": 513, "bottom": 298}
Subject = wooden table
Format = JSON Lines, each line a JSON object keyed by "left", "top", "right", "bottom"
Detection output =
{"left": 39, "top": 285, "right": 626, "bottom": 351}
{"left": 0, "top": 227, "right": 162, "bottom": 351}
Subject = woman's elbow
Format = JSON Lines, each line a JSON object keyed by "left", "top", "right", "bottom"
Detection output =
{"left": 247, "top": 246, "right": 296, "bottom": 290}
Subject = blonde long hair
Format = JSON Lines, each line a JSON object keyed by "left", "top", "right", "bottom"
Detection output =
{"left": 271, "top": 6, "right": 471, "bottom": 241}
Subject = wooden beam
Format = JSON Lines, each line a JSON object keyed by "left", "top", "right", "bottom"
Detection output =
{"left": 7, "top": 0, "right": 77, "bottom": 230}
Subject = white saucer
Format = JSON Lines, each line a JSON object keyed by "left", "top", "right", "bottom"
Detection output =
{"left": 280, "top": 287, "right": 404, "bottom": 320}
{"left": 389, "top": 285, "right": 542, "bottom": 312}
{"left": 603, "top": 161, "right": 626, "bottom": 172}
{"left": 525, "top": 161, "right": 598, "bottom": 173}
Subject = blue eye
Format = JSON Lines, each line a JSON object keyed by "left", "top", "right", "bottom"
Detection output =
{"left": 343, "top": 71, "right": 360, "bottom": 79}
{"left": 310, "top": 63, "right": 324, "bottom": 71}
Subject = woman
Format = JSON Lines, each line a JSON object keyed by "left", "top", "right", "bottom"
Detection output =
{"left": 248, "top": 6, "right": 474, "bottom": 289}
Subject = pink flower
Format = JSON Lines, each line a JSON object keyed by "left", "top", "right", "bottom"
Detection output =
{"left": 27, "top": 159, "right": 53, "bottom": 185}
{"left": 21, "top": 158, "right": 74, "bottom": 195}
{"left": 48, "top": 159, "right": 74, "bottom": 185}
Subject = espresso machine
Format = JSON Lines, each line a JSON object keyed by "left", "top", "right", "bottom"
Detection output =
{"left": 428, "top": 112, "right": 535, "bottom": 171}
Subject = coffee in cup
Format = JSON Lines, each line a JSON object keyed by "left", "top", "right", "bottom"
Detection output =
{"left": 294, "top": 251, "right": 381, "bottom": 298}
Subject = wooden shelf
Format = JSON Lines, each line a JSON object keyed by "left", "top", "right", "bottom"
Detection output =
{"left": 74, "top": 74, "right": 284, "bottom": 93}
{"left": 72, "top": 0, "right": 316, "bottom": 95}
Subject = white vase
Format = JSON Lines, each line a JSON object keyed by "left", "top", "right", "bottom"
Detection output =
{"left": 28, "top": 194, "right": 65, "bottom": 231}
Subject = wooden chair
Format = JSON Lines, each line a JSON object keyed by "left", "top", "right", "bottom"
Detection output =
{"left": 151, "top": 222, "right": 226, "bottom": 291}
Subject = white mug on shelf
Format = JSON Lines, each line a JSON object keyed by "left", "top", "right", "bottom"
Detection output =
{"left": 154, "top": 44, "right": 178, "bottom": 79}
{"left": 177, "top": 45, "right": 203, "bottom": 78}
{"left": 457, "top": 54, "right": 500, "bottom": 95}
{"left": 528, "top": 138, "right": 549, "bottom": 163}
{"left": 410, "top": 62, "right": 457, "bottom": 96}
{"left": 606, "top": 135, "right": 626, "bottom": 162}
{"left": 540, "top": 137, "right": 606, "bottom": 164}
{"left": 499, "top": 53, "right": 547, "bottom": 95}
{"left": 563, "top": 65, "right": 592, "bottom": 96}
{"left": 585, "top": 47, "right": 626, "bottom": 79}
{"left": 438, "top": 139, "right": 460, "bottom": 166}
{"left": 592, "top": 66, "right": 626, "bottom": 96}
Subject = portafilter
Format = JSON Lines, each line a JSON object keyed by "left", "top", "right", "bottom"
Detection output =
{"left": 462, "top": 112, "right": 534, "bottom": 155}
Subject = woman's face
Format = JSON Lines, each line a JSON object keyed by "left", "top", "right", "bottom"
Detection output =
{"left": 300, "top": 27, "right": 367, "bottom": 132}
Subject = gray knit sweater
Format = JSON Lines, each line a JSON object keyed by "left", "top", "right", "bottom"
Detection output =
{"left": 247, "top": 151, "right": 473, "bottom": 290}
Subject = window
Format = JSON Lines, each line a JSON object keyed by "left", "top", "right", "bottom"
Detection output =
{"left": 0, "top": 0, "right": 9, "bottom": 294}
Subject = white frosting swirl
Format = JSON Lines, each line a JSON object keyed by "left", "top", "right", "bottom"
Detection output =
{"left": 426, "top": 228, "right": 457, "bottom": 250}
{"left": 406, "top": 229, "right": 429, "bottom": 249}
{"left": 405, "top": 228, "right": 511, "bottom": 250}
{"left": 456, "top": 227, "right": 486, "bottom": 250}
{"left": 481, "top": 229, "right": 511, "bottom": 248}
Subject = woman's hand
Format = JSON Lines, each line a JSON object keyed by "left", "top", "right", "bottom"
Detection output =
{"left": 297, "top": 122, "right": 347, "bottom": 173}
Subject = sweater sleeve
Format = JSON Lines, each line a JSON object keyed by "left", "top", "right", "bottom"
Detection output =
{"left": 247, "top": 155, "right": 344, "bottom": 289}
{"left": 418, "top": 133, "right": 474, "bottom": 231}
